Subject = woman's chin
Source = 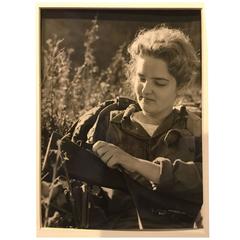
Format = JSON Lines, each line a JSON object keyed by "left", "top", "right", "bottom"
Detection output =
{"left": 141, "top": 104, "right": 157, "bottom": 115}
{"left": 141, "top": 108, "right": 157, "bottom": 117}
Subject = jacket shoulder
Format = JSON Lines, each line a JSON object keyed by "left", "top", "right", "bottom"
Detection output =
{"left": 109, "top": 110, "right": 124, "bottom": 123}
{"left": 71, "top": 100, "right": 115, "bottom": 142}
{"left": 186, "top": 110, "right": 202, "bottom": 137}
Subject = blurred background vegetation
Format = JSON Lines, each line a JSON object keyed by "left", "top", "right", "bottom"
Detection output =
{"left": 41, "top": 9, "right": 202, "bottom": 159}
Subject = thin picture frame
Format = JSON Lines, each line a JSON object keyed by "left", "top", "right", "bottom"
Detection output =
{"left": 36, "top": 2, "right": 208, "bottom": 237}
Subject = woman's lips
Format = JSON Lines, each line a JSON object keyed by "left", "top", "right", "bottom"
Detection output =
{"left": 140, "top": 96, "right": 155, "bottom": 102}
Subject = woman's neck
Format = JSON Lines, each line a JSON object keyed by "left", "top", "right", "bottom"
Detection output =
{"left": 136, "top": 107, "right": 173, "bottom": 125}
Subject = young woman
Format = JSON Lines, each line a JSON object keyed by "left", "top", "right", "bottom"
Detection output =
{"left": 71, "top": 26, "right": 202, "bottom": 229}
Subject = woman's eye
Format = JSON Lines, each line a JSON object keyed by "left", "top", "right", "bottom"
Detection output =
{"left": 138, "top": 76, "right": 146, "bottom": 82}
{"left": 155, "top": 81, "right": 167, "bottom": 87}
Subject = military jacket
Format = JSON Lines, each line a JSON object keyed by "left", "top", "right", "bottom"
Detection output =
{"left": 72, "top": 102, "right": 202, "bottom": 229}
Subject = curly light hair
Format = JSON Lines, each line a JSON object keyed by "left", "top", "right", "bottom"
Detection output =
{"left": 127, "top": 26, "right": 199, "bottom": 90}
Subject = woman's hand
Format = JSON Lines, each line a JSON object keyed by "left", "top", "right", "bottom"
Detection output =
{"left": 92, "top": 141, "right": 137, "bottom": 172}
{"left": 93, "top": 141, "right": 162, "bottom": 184}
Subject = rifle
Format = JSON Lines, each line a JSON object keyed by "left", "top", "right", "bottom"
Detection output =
{"left": 42, "top": 132, "right": 202, "bottom": 229}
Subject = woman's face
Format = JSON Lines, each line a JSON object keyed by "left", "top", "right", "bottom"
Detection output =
{"left": 134, "top": 55, "right": 177, "bottom": 120}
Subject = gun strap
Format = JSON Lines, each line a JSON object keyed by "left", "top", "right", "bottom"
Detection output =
{"left": 120, "top": 168, "right": 143, "bottom": 230}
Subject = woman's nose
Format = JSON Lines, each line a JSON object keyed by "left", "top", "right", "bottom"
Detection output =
{"left": 142, "top": 79, "right": 153, "bottom": 95}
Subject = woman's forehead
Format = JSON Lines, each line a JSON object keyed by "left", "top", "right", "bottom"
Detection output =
{"left": 135, "top": 55, "right": 172, "bottom": 78}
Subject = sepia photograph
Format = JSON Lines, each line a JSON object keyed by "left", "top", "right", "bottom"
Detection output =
{"left": 37, "top": 3, "right": 207, "bottom": 237}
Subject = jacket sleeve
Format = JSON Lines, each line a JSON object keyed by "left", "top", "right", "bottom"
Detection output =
{"left": 152, "top": 113, "right": 202, "bottom": 202}
{"left": 153, "top": 153, "right": 202, "bottom": 194}
{"left": 70, "top": 100, "right": 115, "bottom": 144}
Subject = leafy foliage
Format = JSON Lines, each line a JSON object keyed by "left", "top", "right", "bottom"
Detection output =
{"left": 41, "top": 19, "right": 130, "bottom": 157}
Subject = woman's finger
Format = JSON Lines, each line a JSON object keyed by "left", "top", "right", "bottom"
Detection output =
{"left": 93, "top": 141, "right": 117, "bottom": 156}
{"left": 94, "top": 144, "right": 114, "bottom": 158}
{"left": 106, "top": 157, "right": 120, "bottom": 169}
{"left": 100, "top": 151, "right": 114, "bottom": 164}
{"left": 92, "top": 140, "right": 107, "bottom": 153}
